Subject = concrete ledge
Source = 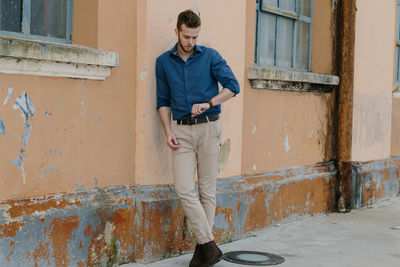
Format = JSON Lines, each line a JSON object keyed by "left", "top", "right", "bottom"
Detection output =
{"left": 393, "top": 83, "right": 400, "bottom": 98}
{"left": 248, "top": 67, "right": 340, "bottom": 92}
{"left": 350, "top": 156, "right": 400, "bottom": 209}
{"left": 0, "top": 37, "right": 118, "bottom": 80}
{"left": 0, "top": 162, "right": 337, "bottom": 265}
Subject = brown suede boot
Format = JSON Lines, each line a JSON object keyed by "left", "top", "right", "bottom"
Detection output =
{"left": 198, "top": 240, "right": 223, "bottom": 267}
{"left": 189, "top": 244, "right": 201, "bottom": 267}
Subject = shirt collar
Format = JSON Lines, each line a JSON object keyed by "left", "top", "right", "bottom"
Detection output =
{"left": 170, "top": 43, "right": 203, "bottom": 57}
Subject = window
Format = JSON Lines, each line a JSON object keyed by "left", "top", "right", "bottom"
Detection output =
{"left": 0, "top": 0, "right": 73, "bottom": 43}
{"left": 396, "top": 0, "right": 400, "bottom": 82}
{"left": 255, "top": 0, "right": 313, "bottom": 71}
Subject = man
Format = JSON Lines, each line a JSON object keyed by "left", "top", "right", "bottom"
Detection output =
{"left": 156, "top": 9, "right": 239, "bottom": 267}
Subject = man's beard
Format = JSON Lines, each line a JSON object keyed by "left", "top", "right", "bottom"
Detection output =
{"left": 178, "top": 37, "right": 194, "bottom": 53}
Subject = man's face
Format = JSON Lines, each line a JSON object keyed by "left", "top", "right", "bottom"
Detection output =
{"left": 176, "top": 24, "right": 200, "bottom": 53}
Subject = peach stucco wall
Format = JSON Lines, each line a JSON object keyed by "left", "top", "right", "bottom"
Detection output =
{"left": 241, "top": 0, "right": 336, "bottom": 174}
{"left": 134, "top": 0, "right": 245, "bottom": 185}
{"left": 352, "top": 0, "right": 396, "bottom": 161}
{"left": 311, "top": 0, "right": 334, "bottom": 74}
{"left": 0, "top": 0, "right": 137, "bottom": 200}
{"left": 391, "top": 98, "right": 400, "bottom": 156}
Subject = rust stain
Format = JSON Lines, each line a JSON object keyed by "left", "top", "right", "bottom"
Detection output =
{"left": 5, "top": 197, "right": 82, "bottom": 219}
{"left": 134, "top": 201, "right": 194, "bottom": 261}
{"left": 214, "top": 206, "right": 235, "bottom": 243}
{"left": 0, "top": 221, "right": 25, "bottom": 238}
{"left": 112, "top": 208, "right": 135, "bottom": 261}
{"left": 244, "top": 190, "right": 269, "bottom": 232}
{"left": 244, "top": 175, "right": 335, "bottom": 233}
{"left": 87, "top": 224, "right": 107, "bottom": 267}
{"left": 7, "top": 239, "right": 16, "bottom": 261}
{"left": 50, "top": 215, "right": 80, "bottom": 267}
{"left": 84, "top": 224, "right": 92, "bottom": 238}
{"left": 33, "top": 231, "right": 51, "bottom": 267}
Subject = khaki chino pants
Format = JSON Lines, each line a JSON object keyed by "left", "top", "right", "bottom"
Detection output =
{"left": 171, "top": 118, "right": 221, "bottom": 244}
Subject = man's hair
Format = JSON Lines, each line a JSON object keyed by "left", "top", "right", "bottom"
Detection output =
{"left": 177, "top": 9, "right": 201, "bottom": 31}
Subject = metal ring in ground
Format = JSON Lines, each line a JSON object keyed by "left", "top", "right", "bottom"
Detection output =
{"left": 222, "top": 251, "right": 285, "bottom": 266}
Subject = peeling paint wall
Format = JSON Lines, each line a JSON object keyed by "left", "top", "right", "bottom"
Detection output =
{"left": 0, "top": 162, "right": 337, "bottom": 265}
{"left": 351, "top": 157, "right": 400, "bottom": 208}
{"left": 0, "top": 0, "right": 137, "bottom": 200}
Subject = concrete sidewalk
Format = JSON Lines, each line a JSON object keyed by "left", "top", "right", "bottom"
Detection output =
{"left": 122, "top": 197, "right": 400, "bottom": 267}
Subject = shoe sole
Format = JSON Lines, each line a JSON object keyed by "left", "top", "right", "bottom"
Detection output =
{"left": 209, "top": 255, "right": 223, "bottom": 267}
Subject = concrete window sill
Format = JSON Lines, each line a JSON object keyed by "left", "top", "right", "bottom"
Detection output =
{"left": 248, "top": 67, "right": 340, "bottom": 93}
{"left": 393, "top": 83, "right": 400, "bottom": 98}
{"left": 0, "top": 37, "right": 118, "bottom": 80}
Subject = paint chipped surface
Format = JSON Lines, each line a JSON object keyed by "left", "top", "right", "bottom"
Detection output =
{"left": 218, "top": 139, "right": 230, "bottom": 173}
{"left": 14, "top": 92, "right": 35, "bottom": 147}
{"left": 0, "top": 162, "right": 340, "bottom": 265}
{"left": 0, "top": 159, "right": 397, "bottom": 264}
{"left": 3, "top": 88, "right": 13, "bottom": 106}
{"left": 251, "top": 123, "right": 256, "bottom": 134}
{"left": 140, "top": 68, "right": 147, "bottom": 80}
{"left": 284, "top": 134, "right": 290, "bottom": 152}
{"left": 0, "top": 114, "right": 5, "bottom": 136}
{"left": 10, "top": 92, "right": 34, "bottom": 183}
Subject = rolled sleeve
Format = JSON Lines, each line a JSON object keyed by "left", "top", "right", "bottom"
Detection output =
{"left": 156, "top": 58, "right": 171, "bottom": 109}
{"left": 210, "top": 50, "right": 240, "bottom": 96}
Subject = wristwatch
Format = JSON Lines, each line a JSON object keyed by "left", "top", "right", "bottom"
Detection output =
{"left": 207, "top": 99, "right": 214, "bottom": 108}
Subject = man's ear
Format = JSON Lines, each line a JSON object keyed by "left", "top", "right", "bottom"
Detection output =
{"left": 175, "top": 28, "right": 179, "bottom": 37}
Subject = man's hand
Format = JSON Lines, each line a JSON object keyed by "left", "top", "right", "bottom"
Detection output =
{"left": 191, "top": 103, "right": 210, "bottom": 117}
{"left": 166, "top": 131, "right": 179, "bottom": 150}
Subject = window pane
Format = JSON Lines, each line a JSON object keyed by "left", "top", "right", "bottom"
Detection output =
{"left": 301, "top": 0, "right": 312, "bottom": 17}
{"left": 295, "top": 21, "right": 310, "bottom": 70}
{"left": 0, "top": 0, "right": 22, "bottom": 32}
{"left": 396, "top": 46, "right": 400, "bottom": 82}
{"left": 258, "top": 12, "right": 276, "bottom": 66}
{"left": 31, "top": 0, "right": 67, "bottom": 38}
{"left": 279, "top": 0, "right": 296, "bottom": 12}
{"left": 397, "top": 3, "right": 400, "bottom": 41}
{"left": 278, "top": 17, "right": 293, "bottom": 69}
{"left": 264, "top": 0, "right": 278, "bottom": 7}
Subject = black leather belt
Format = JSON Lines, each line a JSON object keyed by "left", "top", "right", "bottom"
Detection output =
{"left": 177, "top": 114, "right": 219, "bottom": 125}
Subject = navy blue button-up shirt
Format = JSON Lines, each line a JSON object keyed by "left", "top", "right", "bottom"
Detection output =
{"left": 156, "top": 44, "right": 240, "bottom": 120}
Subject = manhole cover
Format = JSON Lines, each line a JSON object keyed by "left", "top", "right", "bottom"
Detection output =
{"left": 390, "top": 225, "right": 400, "bottom": 230}
{"left": 223, "top": 251, "right": 285, "bottom": 266}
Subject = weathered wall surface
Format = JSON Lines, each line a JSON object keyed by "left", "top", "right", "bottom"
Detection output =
{"left": 134, "top": 0, "right": 245, "bottom": 185}
{"left": 241, "top": 0, "right": 337, "bottom": 174}
{"left": 352, "top": 0, "right": 395, "bottom": 161}
{"left": 0, "top": 162, "right": 336, "bottom": 266}
{"left": 0, "top": 0, "right": 137, "bottom": 200}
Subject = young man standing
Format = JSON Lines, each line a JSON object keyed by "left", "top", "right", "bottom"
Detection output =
{"left": 156, "top": 10, "right": 240, "bottom": 267}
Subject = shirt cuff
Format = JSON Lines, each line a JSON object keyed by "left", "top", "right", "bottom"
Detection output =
{"left": 224, "top": 86, "right": 240, "bottom": 97}
{"left": 157, "top": 102, "right": 170, "bottom": 109}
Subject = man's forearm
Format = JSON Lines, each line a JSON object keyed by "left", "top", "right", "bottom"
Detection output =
{"left": 158, "top": 107, "right": 172, "bottom": 135}
{"left": 209, "top": 88, "right": 235, "bottom": 106}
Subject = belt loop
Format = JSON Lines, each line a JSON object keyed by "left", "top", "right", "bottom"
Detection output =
{"left": 206, "top": 116, "right": 209, "bottom": 123}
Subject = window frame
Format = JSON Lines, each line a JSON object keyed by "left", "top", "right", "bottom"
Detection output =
{"left": 255, "top": 0, "right": 314, "bottom": 72}
{"left": 0, "top": 0, "right": 73, "bottom": 44}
